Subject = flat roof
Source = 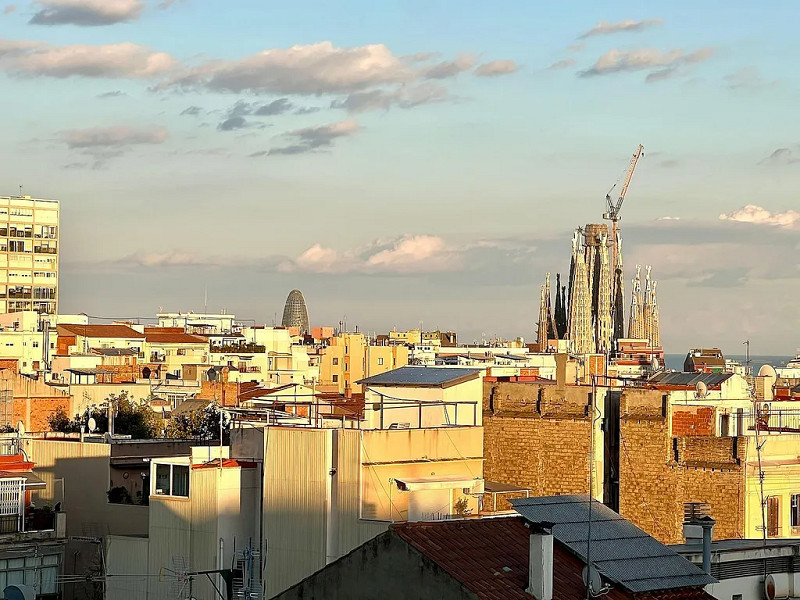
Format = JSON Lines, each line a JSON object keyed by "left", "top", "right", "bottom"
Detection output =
{"left": 357, "top": 366, "right": 480, "bottom": 388}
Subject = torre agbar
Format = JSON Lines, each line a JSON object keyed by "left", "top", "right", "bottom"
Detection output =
{"left": 536, "top": 222, "right": 660, "bottom": 355}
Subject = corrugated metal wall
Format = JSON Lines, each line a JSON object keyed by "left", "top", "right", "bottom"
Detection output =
{"left": 105, "top": 535, "right": 149, "bottom": 600}
{"left": 263, "top": 427, "right": 328, "bottom": 597}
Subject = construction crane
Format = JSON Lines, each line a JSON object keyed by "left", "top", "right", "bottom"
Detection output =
{"left": 603, "top": 144, "right": 644, "bottom": 275}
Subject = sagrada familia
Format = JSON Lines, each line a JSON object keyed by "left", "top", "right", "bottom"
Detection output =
{"left": 537, "top": 222, "right": 661, "bottom": 355}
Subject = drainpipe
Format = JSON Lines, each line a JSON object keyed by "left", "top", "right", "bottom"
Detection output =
{"left": 700, "top": 516, "right": 715, "bottom": 575}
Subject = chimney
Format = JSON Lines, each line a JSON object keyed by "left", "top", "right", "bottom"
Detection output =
{"left": 527, "top": 522, "right": 554, "bottom": 600}
{"left": 555, "top": 354, "right": 567, "bottom": 391}
{"left": 682, "top": 503, "right": 715, "bottom": 575}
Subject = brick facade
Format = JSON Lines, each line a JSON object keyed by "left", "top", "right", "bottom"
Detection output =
{"left": 482, "top": 381, "right": 747, "bottom": 545}
{"left": 672, "top": 406, "right": 715, "bottom": 436}
{"left": 619, "top": 389, "right": 745, "bottom": 544}
{"left": 483, "top": 381, "right": 592, "bottom": 510}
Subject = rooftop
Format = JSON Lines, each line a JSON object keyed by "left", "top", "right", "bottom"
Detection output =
{"left": 144, "top": 331, "right": 208, "bottom": 344}
{"left": 648, "top": 372, "right": 732, "bottom": 388}
{"left": 393, "top": 513, "right": 712, "bottom": 600}
{"left": 511, "top": 495, "right": 715, "bottom": 593}
{"left": 58, "top": 324, "right": 145, "bottom": 339}
{"left": 358, "top": 366, "right": 480, "bottom": 388}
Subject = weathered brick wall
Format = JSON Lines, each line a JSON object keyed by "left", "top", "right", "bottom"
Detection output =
{"left": 672, "top": 406, "right": 715, "bottom": 436}
{"left": 483, "top": 381, "right": 592, "bottom": 508}
{"left": 619, "top": 389, "right": 745, "bottom": 544}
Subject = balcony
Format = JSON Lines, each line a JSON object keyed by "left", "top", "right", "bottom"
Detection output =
{"left": 212, "top": 343, "right": 265, "bottom": 354}
{"left": 0, "top": 510, "right": 66, "bottom": 539}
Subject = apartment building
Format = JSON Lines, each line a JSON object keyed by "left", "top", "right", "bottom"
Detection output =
{"left": 318, "top": 332, "right": 409, "bottom": 394}
{"left": 0, "top": 195, "right": 59, "bottom": 315}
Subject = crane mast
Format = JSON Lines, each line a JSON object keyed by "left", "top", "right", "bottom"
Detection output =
{"left": 604, "top": 144, "right": 644, "bottom": 283}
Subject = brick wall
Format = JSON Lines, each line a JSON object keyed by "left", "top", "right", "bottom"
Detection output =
{"left": 672, "top": 406, "right": 715, "bottom": 436}
{"left": 483, "top": 381, "right": 592, "bottom": 510}
{"left": 619, "top": 388, "right": 745, "bottom": 544}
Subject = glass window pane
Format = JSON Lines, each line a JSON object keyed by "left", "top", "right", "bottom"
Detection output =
{"left": 43, "top": 554, "right": 59, "bottom": 566}
{"left": 8, "top": 558, "right": 23, "bottom": 569}
{"left": 40, "top": 566, "right": 58, "bottom": 594}
{"left": 0, "top": 571, "right": 6, "bottom": 590}
{"left": 154, "top": 464, "right": 171, "bottom": 495}
{"left": 172, "top": 465, "right": 189, "bottom": 497}
{"left": 7, "top": 570, "right": 23, "bottom": 585}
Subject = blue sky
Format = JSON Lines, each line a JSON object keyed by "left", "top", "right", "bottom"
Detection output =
{"left": 1, "top": 0, "right": 798, "bottom": 354}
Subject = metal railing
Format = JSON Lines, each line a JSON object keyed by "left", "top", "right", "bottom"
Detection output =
{"left": 728, "top": 409, "right": 800, "bottom": 434}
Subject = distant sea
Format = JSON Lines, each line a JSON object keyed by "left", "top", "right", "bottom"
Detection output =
{"left": 663, "top": 354, "right": 796, "bottom": 373}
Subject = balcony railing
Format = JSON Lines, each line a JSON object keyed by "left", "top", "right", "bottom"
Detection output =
{"left": 0, "top": 509, "right": 56, "bottom": 534}
{"left": 728, "top": 409, "right": 800, "bottom": 434}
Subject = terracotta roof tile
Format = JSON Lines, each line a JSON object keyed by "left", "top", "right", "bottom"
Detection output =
{"left": 144, "top": 331, "right": 208, "bottom": 344}
{"left": 58, "top": 324, "right": 145, "bottom": 339}
{"left": 392, "top": 517, "right": 714, "bottom": 600}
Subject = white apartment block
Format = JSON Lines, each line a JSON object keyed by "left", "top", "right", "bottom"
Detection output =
{"left": 0, "top": 195, "right": 59, "bottom": 315}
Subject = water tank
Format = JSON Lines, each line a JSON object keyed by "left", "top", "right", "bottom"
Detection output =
{"left": 764, "top": 573, "right": 790, "bottom": 600}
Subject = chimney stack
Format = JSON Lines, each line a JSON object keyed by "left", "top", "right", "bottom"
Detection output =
{"left": 682, "top": 503, "right": 715, "bottom": 575}
{"left": 527, "top": 522, "right": 554, "bottom": 600}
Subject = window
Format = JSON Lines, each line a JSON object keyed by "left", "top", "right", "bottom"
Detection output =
{"left": 792, "top": 494, "right": 800, "bottom": 527}
{"left": 332, "top": 374, "right": 339, "bottom": 383}
{"left": 332, "top": 357, "right": 338, "bottom": 366}
{"left": 153, "top": 463, "right": 189, "bottom": 498}
{"left": 377, "top": 357, "right": 384, "bottom": 366}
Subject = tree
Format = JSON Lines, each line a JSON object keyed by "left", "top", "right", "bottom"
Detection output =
{"left": 48, "top": 392, "right": 162, "bottom": 439}
{"left": 166, "top": 403, "right": 229, "bottom": 442}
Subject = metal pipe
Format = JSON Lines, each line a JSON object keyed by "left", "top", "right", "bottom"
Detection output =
{"left": 701, "top": 517, "right": 715, "bottom": 575}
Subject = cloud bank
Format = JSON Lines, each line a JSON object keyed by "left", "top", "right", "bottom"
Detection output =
{"left": 719, "top": 205, "right": 800, "bottom": 229}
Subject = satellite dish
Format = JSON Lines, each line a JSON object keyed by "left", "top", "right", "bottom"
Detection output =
{"left": 88, "top": 417, "right": 97, "bottom": 433}
{"left": 3, "top": 584, "right": 35, "bottom": 600}
{"left": 651, "top": 357, "right": 660, "bottom": 371}
{"left": 582, "top": 565, "right": 604, "bottom": 594}
{"left": 759, "top": 364, "right": 777, "bottom": 379}
{"left": 207, "top": 368, "right": 218, "bottom": 382}
{"left": 16, "top": 421, "right": 25, "bottom": 436}
{"left": 695, "top": 381, "right": 708, "bottom": 399}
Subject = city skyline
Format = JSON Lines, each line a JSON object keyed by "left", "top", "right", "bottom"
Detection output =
{"left": 1, "top": 0, "right": 798, "bottom": 353}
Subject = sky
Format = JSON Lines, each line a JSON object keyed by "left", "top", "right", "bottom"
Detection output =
{"left": 0, "top": 0, "right": 798, "bottom": 355}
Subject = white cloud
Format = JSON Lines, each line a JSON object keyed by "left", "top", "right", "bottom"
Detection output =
{"left": 137, "top": 251, "right": 208, "bottom": 267}
{"left": 474, "top": 59, "right": 518, "bottom": 77}
{"left": 547, "top": 58, "right": 575, "bottom": 70}
{"left": 367, "top": 235, "right": 452, "bottom": 271}
{"left": 281, "top": 235, "right": 461, "bottom": 274}
{"left": 30, "top": 0, "right": 143, "bottom": 26}
{"left": 656, "top": 216, "right": 680, "bottom": 221}
{"left": 579, "top": 19, "right": 663, "bottom": 39}
{"left": 0, "top": 39, "right": 176, "bottom": 78}
{"left": 719, "top": 205, "right": 800, "bottom": 229}
{"left": 164, "top": 41, "right": 414, "bottom": 94}
{"left": 580, "top": 47, "right": 713, "bottom": 80}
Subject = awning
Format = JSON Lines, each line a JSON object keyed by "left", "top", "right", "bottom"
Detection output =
{"left": 0, "top": 471, "right": 47, "bottom": 488}
{"left": 394, "top": 475, "right": 479, "bottom": 492}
